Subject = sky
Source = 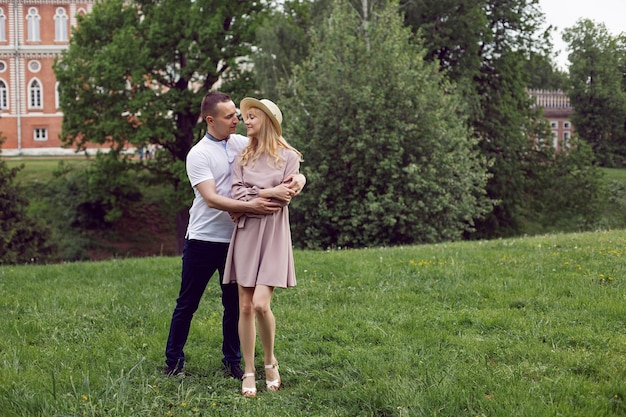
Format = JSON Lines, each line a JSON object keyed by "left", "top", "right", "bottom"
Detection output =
{"left": 538, "top": 0, "right": 626, "bottom": 70}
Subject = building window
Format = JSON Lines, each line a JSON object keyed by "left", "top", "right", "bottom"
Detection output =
{"left": 28, "top": 60, "right": 41, "bottom": 73}
{"left": 27, "top": 8, "right": 41, "bottom": 42}
{"left": 29, "top": 79, "right": 42, "bottom": 109}
{"left": 0, "top": 9, "right": 6, "bottom": 42}
{"left": 0, "top": 61, "right": 5, "bottom": 72}
{"left": 54, "top": 8, "right": 68, "bottom": 42}
{"left": 563, "top": 121, "right": 570, "bottom": 129}
{"left": 34, "top": 128, "right": 48, "bottom": 141}
{"left": 550, "top": 121, "right": 558, "bottom": 129}
{"left": 563, "top": 132, "right": 571, "bottom": 149}
{"left": 0, "top": 79, "right": 7, "bottom": 109}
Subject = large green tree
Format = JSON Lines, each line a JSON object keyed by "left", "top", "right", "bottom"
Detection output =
{"left": 285, "top": 0, "right": 492, "bottom": 249}
{"left": 564, "top": 19, "right": 626, "bottom": 167}
{"left": 400, "top": 0, "right": 602, "bottom": 237}
{"left": 54, "top": 0, "right": 266, "bottom": 183}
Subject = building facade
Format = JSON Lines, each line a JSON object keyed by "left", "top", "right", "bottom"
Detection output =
{"left": 0, "top": 0, "right": 94, "bottom": 156}
{"left": 529, "top": 89, "right": 575, "bottom": 152}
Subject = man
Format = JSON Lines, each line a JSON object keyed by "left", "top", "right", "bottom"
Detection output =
{"left": 164, "top": 92, "right": 305, "bottom": 379}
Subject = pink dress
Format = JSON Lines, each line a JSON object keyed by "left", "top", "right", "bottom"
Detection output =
{"left": 223, "top": 148, "right": 300, "bottom": 288}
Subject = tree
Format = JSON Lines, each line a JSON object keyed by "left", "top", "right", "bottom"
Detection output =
{"left": 0, "top": 138, "right": 55, "bottom": 264}
{"left": 523, "top": 51, "right": 568, "bottom": 91}
{"left": 54, "top": 0, "right": 267, "bottom": 185}
{"left": 564, "top": 19, "right": 626, "bottom": 167}
{"left": 253, "top": 0, "right": 383, "bottom": 98}
{"left": 253, "top": 0, "right": 314, "bottom": 98}
{"left": 400, "top": 0, "right": 603, "bottom": 237}
{"left": 285, "top": 0, "right": 492, "bottom": 249}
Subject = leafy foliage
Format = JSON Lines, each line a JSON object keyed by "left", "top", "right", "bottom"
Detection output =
{"left": 0, "top": 141, "right": 55, "bottom": 264}
{"left": 285, "top": 1, "right": 492, "bottom": 249}
{"left": 53, "top": 0, "right": 266, "bottom": 181}
{"left": 523, "top": 52, "right": 568, "bottom": 90}
{"left": 401, "top": 0, "right": 604, "bottom": 238}
{"left": 520, "top": 138, "right": 607, "bottom": 233}
{"left": 564, "top": 19, "right": 626, "bottom": 167}
{"left": 50, "top": 154, "right": 142, "bottom": 229}
{"left": 253, "top": 1, "right": 314, "bottom": 99}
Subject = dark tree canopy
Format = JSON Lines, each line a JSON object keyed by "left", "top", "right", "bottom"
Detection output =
{"left": 54, "top": 0, "right": 266, "bottom": 167}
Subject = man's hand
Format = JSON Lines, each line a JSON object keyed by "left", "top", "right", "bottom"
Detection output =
{"left": 248, "top": 197, "right": 282, "bottom": 215}
{"left": 229, "top": 212, "right": 243, "bottom": 222}
{"left": 284, "top": 173, "right": 306, "bottom": 196}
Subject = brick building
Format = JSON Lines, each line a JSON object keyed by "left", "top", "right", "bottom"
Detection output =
{"left": 528, "top": 89, "right": 575, "bottom": 152}
{"left": 0, "top": 0, "right": 94, "bottom": 156}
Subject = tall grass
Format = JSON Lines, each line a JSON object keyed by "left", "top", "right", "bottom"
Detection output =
{"left": 1, "top": 230, "right": 625, "bottom": 416}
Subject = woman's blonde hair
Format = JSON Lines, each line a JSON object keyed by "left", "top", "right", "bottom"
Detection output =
{"left": 239, "top": 107, "right": 303, "bottom": 168}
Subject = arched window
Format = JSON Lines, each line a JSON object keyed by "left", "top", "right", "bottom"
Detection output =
{"left": 26, "top": 8, "right": 41, "bottom": 42}
{"left": 29, "top": 79, "right": 42, "bottom": 109}
{"left": 54, "top": 8, "right": 68, "bottom": 42}
{"left": 0, "top": 9, "right": 6, "bottom": 42}
{"left": 0, "top": 79, "right": 8, "bottom": 109}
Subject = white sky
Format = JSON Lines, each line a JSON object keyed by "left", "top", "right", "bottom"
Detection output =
{"left": 538, "top": 0, "right": 626, "bottom": 70}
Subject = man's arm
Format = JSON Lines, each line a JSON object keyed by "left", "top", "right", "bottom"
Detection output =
{"left": 256, "top": 172, "right": 306, "bottom": 204}
{"left": 196, "top": 179, "right": 281, "bottom": 215}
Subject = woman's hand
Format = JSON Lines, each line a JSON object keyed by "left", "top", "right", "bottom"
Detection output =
{"left": 269, "top": 184, "right": 296, "bottom": 204}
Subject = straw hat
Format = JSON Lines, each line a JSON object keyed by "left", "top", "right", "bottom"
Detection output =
{"left": 240, "top": 98, "right": 283, "bottom": 136}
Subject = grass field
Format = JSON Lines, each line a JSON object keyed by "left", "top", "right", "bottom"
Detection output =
{"left": 602, "top": 167, "right": 626, "bottom": 184}
{"left": 4, "top": 157, "right": 91, "bottom": 185}
{"left": 1, "top": 230, "right": 625, "bottom": 416}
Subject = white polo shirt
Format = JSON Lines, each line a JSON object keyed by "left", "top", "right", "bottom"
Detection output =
{"left": 185, "top": 133, "right": 248, "bottom": 242}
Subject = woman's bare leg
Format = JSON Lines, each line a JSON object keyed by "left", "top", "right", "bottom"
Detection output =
{"left": 253, "top": 285, "right": 280, "bottom": 386}
{"left": 238, "top": 286, "right": 256, "bottom": 392}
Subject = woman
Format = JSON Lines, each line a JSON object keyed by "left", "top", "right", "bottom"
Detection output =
{"left": 223, "top": 98, "right": 302, "bottom": 397}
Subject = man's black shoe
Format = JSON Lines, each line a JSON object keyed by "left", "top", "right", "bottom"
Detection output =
{"left": 163, "top": 366, "right": 183, "bottom": 377}
{"left": 223, "top": 362, "right": 244, "bottom": 380}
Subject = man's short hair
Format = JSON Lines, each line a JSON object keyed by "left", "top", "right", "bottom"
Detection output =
{"left": 201, "top": 91, "right": 232, "bottom": 121}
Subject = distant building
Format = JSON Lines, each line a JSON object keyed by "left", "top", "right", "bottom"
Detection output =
{"left": 528, "top": 89, "right": 574, "bottom": 152}
{"left": 0, "top": 0, "right": 97, "bottom": 156}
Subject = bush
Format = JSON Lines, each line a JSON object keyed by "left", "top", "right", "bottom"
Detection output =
{"left": 0, "top": 147, "right": 56, "bottom": 264}
{"left": 52, "top": 153, "right": 142, "bottom": 229}
{"left": 286, "top": 2, "right": 491, "bottom": 249}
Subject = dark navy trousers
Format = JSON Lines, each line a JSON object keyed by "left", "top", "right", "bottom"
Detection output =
{"left": 165, "top": 239, "right": 241, "bottom": 370}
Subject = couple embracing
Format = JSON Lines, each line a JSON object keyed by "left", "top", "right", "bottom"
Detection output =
{"left": 164, "top": 92, "right": 305, "bottom": 398}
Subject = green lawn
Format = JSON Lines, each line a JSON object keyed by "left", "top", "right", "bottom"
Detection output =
{"left": 1, "top": 230, "right": 625, "bottom": 416}
{"left": 602, "top": 167, "right": 626, "bottom": 184}
{"left": 3, "top": 157, "right": 90, "bottom": 185}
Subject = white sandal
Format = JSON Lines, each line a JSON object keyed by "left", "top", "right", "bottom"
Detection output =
{"left": 265, "top": 362, "right": 281, "bottom": 391}
{"left": 241, "top": 373, "right": 257, "bottom": 397}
